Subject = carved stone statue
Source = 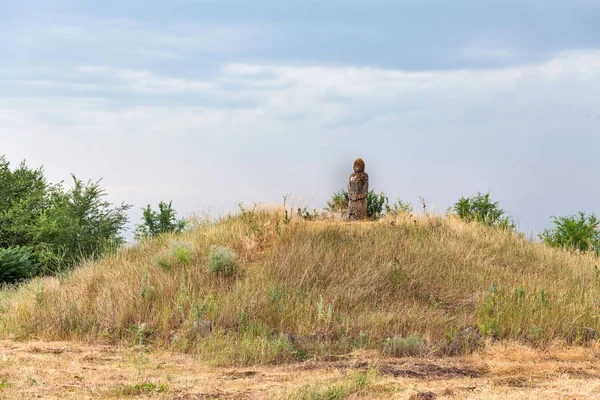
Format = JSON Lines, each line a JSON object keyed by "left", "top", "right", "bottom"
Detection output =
{"left": 347, "top": 158, "right": 368, "bottom": 220}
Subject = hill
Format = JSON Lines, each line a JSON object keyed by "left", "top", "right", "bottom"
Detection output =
{"left": 0, "top": 208, "right": 598, "bottom": 366}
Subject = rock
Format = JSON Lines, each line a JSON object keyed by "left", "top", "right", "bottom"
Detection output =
{"left": 347, "top": 158, "right": 369, "bottom": 221}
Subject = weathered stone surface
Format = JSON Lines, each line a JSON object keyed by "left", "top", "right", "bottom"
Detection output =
{"left": 347, "top": 158, "right": 368, "bottom": 221}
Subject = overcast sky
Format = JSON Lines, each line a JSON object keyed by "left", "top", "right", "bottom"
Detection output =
{"left": 1, "top": 0, "right": 599, "bottom": 236}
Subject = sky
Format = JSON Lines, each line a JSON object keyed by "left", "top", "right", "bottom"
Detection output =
{"left": 1, "top": 0, "right": 599, "bottom": 237}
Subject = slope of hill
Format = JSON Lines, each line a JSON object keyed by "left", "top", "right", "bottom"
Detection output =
{"left": 0, "top": 208, "right": 598, "bottom": 366}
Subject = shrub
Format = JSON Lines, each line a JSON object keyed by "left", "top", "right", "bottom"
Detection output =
{"left": 453, "top": 192, "right": 514, "bottom": 229}
{"left": 381, "top": 333, "right": 427, "bottom": 357}
{"left": 0, "top": 246, "right": 35, "bottom": 284}
{"left": 153, "top": 253, "right": 172, "bottom": 270}
{"left": 385, "top": 198, "right": 413, "bottom": 216}
{"left": 207, "top": 246, "right": 238, "bottom": 276}
{"left": 0, "top": 156, "right": 130, "bottom": 275}
{"left": 366, "top": 191, "right": 387, "bottom": 220}
{"left": 135, "top": 201, "right": 186, "bottom": 239}
{"left": 327, "top": 189, "right": 388, "bottom": 220}
{"left": 153, "top": 241, "right": 195, "bottom": 270}
{"left": 326, "top": 190, "right": 349, "bottom": 216}
{"left": 539, "top": 212, "right": 599, "bottom": 253}
{"left": 34, "top": 176, "right": 131, "bottom": 273}
{"left": 169, "top": 241, "right": 194, "bottom": 266}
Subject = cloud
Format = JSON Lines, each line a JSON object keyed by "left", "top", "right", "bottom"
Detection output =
{"left": 1, "top": 49, "right": 599, "bottom": 234}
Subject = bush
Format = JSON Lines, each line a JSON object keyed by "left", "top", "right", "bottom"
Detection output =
{"left": 0, "top": 246, "right": 35, "bottom": 284}
{"left": 135, "top": 201, "right": 186, "bottom": 239}
{"left": 326, "top": 190, "right": 349, "bottom": 215}
{"left": 327, "top": 189, "right": 388, "bottom": 220}
{"left": 207, "top": 246, "right": 238, "bottom": 276}
{"left": 1, "top": 155, "right": 131, "bottom": 275}
{"left": 385, "top": 198, "right": 413, "bottom": 216}
{"left": 34, "top": 176, "right": 131, "bottom": 273}
{"left": 453, "top": 192, "right": 514, "bottom": 229}
{"left": 539, "top": 212, "right": 599, "bottom": 253}
{"left": 169, "top": 241, "right": 194, "bottom": 266}
{"left": 366, "top": 191, "right": 387, "bottom": 220}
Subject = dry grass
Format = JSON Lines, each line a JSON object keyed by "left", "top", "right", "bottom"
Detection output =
{"left": 0, "top": 340, "right": 599, "bottom": 399}
{"left": 0, "top": 207, "right": 599, "bottom": 366}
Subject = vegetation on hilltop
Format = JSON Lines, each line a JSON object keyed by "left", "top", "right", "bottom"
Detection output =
{"left": 1, "top": 207, "right": 599, "bottom": 366}
{"left": 1, "top": 155, "right": 599, "bottom": 368}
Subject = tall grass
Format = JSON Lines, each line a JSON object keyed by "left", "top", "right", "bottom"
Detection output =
{"left": 0, "top": 207, "right": 598, "bottom": 365}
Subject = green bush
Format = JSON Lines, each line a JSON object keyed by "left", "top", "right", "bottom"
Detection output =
{"left": 0, "top": 156, "right": 131, "bottom": 275}
{"left": 326, "top": 189, "right": 388, "bottom": 220}
{"left": 135, "top": 201, "right": 186, "bottom": 239}
{"left": 539, "top": 212, "right": 599, "bottom": 254}
{"left": 326, "top": 190, "right": 349, "bottom": 215}
{"left": 207, "top": 246, "right": 238, "bottom": 276}
{"left": 169, "top": 241, "right": 194, "bottom": 266}
{"left": 366, "top": 191, "right": 386, "bottom": 220}
{"left": 385, "top": 198, "right": 412, "bottom": 216}
{"left": 0, "top": 246, "right": 35, "bottom": 284}
{"left": 453, "top": 192, "right": 514, "bottom": 229}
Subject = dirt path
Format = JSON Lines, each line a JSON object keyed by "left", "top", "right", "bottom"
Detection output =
{"left": 0, "top": 340, "right": 599, "bottom": 399}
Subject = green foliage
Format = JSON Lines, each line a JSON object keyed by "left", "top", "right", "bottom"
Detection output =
{"left": 366, "top": 190, "right": 386, "bottom": 219}
{"left": 0, "top": 156, "right": 50, "bottom": 249}
{"left": 326, "top": 190, "right": 349, "bottom": 215}
{"left": 385, "top": 198, "right": 413, "bottom": 216}
{"left": 34, "top": 176, "right": 131, "bottom": 273}
{"left": 327, "top": 189, "right": 388, "bottom": 220}
{"left": 0, "top": 156, "right": 131, "bottom": 275}
{"left": 135, "top": 201, "right": 186, "bottom": 239}
{"left": 169, "top": 241, "right": 194, "bottom": 266}
{"left": 0, "top": 246, "right": 35, "bottom": 284}
{"left": 539, "top": 212, "right": 599, "bottom": 253}
{"left": 207, "top": 245, "right": 238, "bottom": 276}
{"left": 453, "top": 192, "right": 514, "bottom": 229}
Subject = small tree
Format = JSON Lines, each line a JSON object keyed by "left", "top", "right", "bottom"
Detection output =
{"left": 1, "top": 156, "right": 131, "bottom": 275}
{"left": 33, "top": 176, "right": 131, "bottom": 273}
{"left": 453, "top": 192, "right": 514, "bottom": 229}
{"left": 135, "top": 201, "right": 186, "bottom": 239}
{"left": 539, "top": 212, "right": 599, "bottom": 254}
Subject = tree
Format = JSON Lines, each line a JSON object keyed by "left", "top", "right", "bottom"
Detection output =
{"left": 0, "top": 156, "right": 131, "bottom": 277}
{"left": 539, "top": 212, "right": 599, "bottom": 254}
{"left": 135, "top": 201, "right": 186, "bottom": 239}
{"left": 0, "top": 156, "right": 51, "bottom": 249}
{"left": 33, "top": 176, "right": 131, "bottom": 273}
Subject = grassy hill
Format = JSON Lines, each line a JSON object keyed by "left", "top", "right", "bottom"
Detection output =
{"left": 0, "top": 208, "right": 598, "bottom": 366}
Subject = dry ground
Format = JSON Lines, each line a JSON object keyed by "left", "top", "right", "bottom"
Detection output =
{"left": 0, "top": 340, "right": 599, "bottom": 399}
